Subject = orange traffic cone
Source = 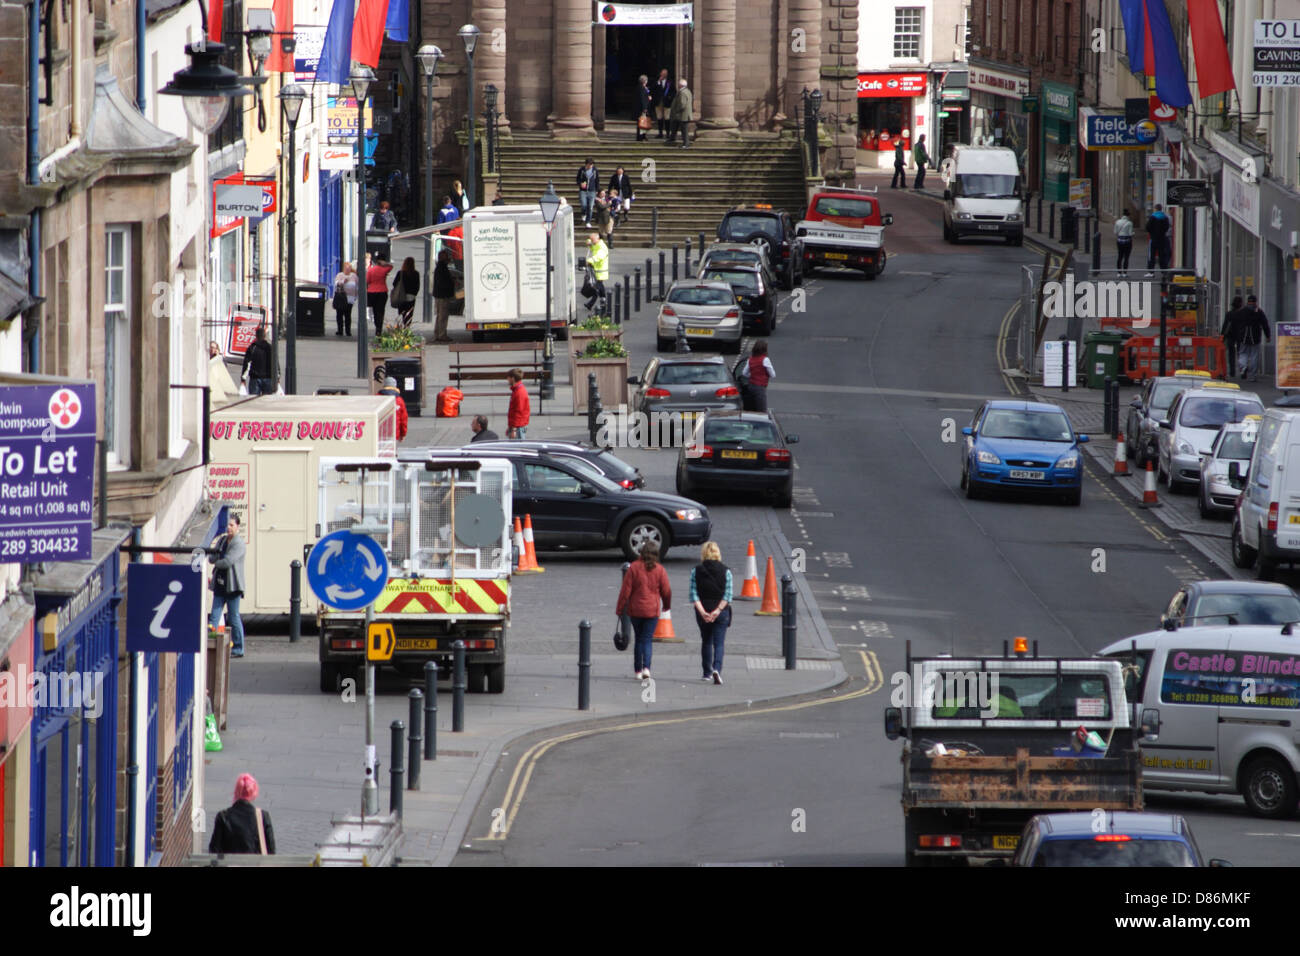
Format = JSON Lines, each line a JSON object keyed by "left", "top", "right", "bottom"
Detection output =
{"left": 1113, "top": 431, "right": 1129, "bottom": 476}
{"left": 738, "top": 540, "right": 761, "bottom": 600}
{"left": 512, "top": 517, "right": 526, "bottom": 571}
{"left": 756, "top": 556, "right": 783, "bottom": 615}
{"left": 516, "top": 514, "right": 545, "bottom": 572}
{"left": 1139, "top": 461, "right": 1161, "bottom": 508}
{"left": 653, "top": 607, "right": 682, "bottom": 642}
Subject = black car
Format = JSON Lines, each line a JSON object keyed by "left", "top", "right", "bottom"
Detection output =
{"left": 698, "top": 260, "right": 777, "bottom": 335}
{"left": 675, "top": 410, "right": 798, "bottom": 508}
{"left": 716, "top": 205, "right": 803, "bottom": 290}
{"left": 403, "top": 447, "right": 709, "bottom": 559}
{"left": 464, "top": 439, "right": 644, "bottom": 489}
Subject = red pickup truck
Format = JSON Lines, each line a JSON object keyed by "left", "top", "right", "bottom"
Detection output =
{"left": 796, "top": 188, "right": 894, "bottom": 278}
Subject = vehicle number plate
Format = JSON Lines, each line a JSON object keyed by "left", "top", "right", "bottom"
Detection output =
{"left": 1008, "top": 469, "right": 1045, "bottom": 480}
{"left": 396, "top": 638, "right": 437, "bottom": 651}
{"left": 484, "top": 323, "right": 511, "bottom": 330}
{"left": 978, "top": 224, "right": 1000, "bottom": 231}
{"left": 686, "top": 328, "right": 714, "bottom": 336}
{"left": 823, "top": 252, "right": 849, "bottom": 260}
{"left": 992, "top": 835, "right": 1020, "bottom": 850}
{"left": 1289, "top": 515, "right": 1300, "bottom": 524}
{"left": 721, "top": 450, "right": 757, "bottom": 460}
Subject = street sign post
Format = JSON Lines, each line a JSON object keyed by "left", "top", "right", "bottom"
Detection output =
{"left": 367, "top": 622, "right": 395, "bottom": 662}
{"left": 125, "top": 563, "right": 204, "bottom": 654}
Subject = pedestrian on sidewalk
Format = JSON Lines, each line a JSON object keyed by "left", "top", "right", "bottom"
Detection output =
{"left": 437, "top": 195, "right": 461, "bottom": 224}
{"left": 587, "top": 232, "right": 610, "bottom": 312}
{"left": 576, "top": 158, "right": 599, "bottom": 226}
{"left": 636, "top": 74, "right": 653, "bottom": 142}
{"left": 669, "top": 79, "right": 693, "bottom": 148}
{"left": 373, "top": 200, "right": 398, "bottom": 235}
{"left": 739, "top": 340, "right": 775, "bottom": 412}
{"left": 451, "top": 179, "right": 469, "bottom": 215}
{"left": 240, "top": 326, "right": 276, "bottom": 395}
{"left": 1221, "top": 295, "right": 1245, "bottom": 378}
{"left": 378, "top": 377, "right": 409, "bottom": 440}
{"left": 891, "top": 137, "right": 906, "bottom": 189}
{"left": 332, "top": 261, "right": 358, "bottom": 336}
{"left": 609, "top": 166, "right": 634, "bottom": 223}
{"left": 366, "top": 253, "right": 394, "bottom": 338}
{"left": 209, "top": 773, "right": 275, "bottom": 855}
{"left": 432, "top": 249, "right": 455, "bottom": 343}
{"left": 592, "top": 189, "right": 615, "bottom": 248}
{"left": 691, "top": 541, "right": 733, "bottom": 684}
{"left": 506, "top": 368, "right": 530, "bottom": 439}
{"left": 913, "top": 134, "right": 929, "bottom": 190}
{"left": 1239, "top": 295, "right": 1271, "bottom": 381}
{"left": 1114, "top": 209, "right": 1134, "bottom": 276}
{"left": 1145, "top": 204, "right": 1172, "bottom": 272}
{"left": 654, "top": 69, "right": 674, "bottom": 138}
{"left": 208, "top": 513, "right": 247, "bottom": 657}
{"left": 470, "top": 415, "right": 499, "bottom": 442}
{"left": 617, "top": 542, "right": 671, "bottom": 680}
{"left": 391, "top": 257, "right": 420, "bottom": 327}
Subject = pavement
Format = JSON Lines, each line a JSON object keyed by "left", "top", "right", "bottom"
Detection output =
{"left": 202, "top": 240, "right": 846, "bottom": 865}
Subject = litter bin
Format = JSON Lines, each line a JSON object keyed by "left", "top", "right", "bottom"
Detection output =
{"left": 295, "top": 282, "right": 327, "bottom": 337}
{"left": 384, "top": 356, "right": 423, "bottom": 416}
{"left": 366, "top": 231, "right": 392, "bottom": 263}
{"left": 206, "top": 625, "right": 231, "bottom": 731}
{"left": 1059, "top": 206, "right": 1077, "bottom": 244}
{"left": 1084, "top": 331, "right": 1125, "bottom": 389}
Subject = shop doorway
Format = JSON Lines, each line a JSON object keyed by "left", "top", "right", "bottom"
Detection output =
{"left": 604, "top": 25, "right": 676, "bottom": 122}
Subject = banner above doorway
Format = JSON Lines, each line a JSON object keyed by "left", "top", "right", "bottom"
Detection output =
{"left": 595, "top": 2, "right": 693, "bottom": 26}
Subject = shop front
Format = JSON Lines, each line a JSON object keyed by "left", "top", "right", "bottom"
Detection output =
{"left": 1260, "top": 177, "right": 1300, "bottom": 327}
{"left": 1040, "top": 82, "right": 1076, "bottom": 204}
{"left": 856, "top": 72, "right": 927, "bottom": 170}
{"left": 1223, "top": 166, "right": 1262, "bottom": 304}
{"left": 968, "top": 61, "right": 1030, "bottom": 179}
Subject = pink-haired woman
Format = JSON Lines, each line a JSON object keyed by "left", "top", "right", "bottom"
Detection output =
{"left": 208, "top": 773, "right": 276, "bottom": 855}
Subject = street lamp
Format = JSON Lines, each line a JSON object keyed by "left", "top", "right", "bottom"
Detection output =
{"left": 158, "top": 41, "right": 256, "bottom": 134}
{"left": 418, "top": 44, "right": 444, "bottom": 326}
{"left": 352, "top": 65, "right": 376, "bottom": 380}
{"left": 539, "top": 181, "right": 560, "bottom": 403}
{"left": 459, "top": 24, "right": 481, "bottom": 209}
{"left": 279, "top": 82, "right": 306, "bottom": 395}
{"left": 484, "top": 83, "right": 499, "bottom": 174}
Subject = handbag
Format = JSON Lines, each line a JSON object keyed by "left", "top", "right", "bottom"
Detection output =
{"left": 637, "top": 113, "right": 652, "bottom": 131}
{"left": 332, "top": 284, "right": 348, "bottom": 310}
{"left": 614, "top": 613, "right": 630, "bottom": 651}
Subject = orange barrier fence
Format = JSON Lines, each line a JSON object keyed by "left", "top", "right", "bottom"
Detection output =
{"left": 1121, "top": 335, "right": 1227, "bottom": 381}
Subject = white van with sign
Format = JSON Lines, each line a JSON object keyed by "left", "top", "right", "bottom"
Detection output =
{"left": 1232, "top": 407, "right": 1300, "bottom": 580}
{"left": 1100, "top": 625, "right": 1300, "bottom": 818}
{"left": 941, "top": 145, "right": 1024, "bottom": 245}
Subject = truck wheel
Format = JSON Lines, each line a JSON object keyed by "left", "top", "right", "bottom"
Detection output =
{"left": 487, "top": 663, "right": 506, "bottom": 694}
{"left": 620, "top": 515, "right": 668, "bottom": 560}
{"left": 1242, "top": 755, "right": 1298, "bottom": 818}
{"left": 319, "top": 662, "right": 340, "bottom": 694}
{"left": 1232, "top": 518, "right": 1258, "bottom": 568}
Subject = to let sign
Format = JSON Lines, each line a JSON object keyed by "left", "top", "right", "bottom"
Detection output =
{"left": 0, "top": 384, "right": 96, "bottom": 561}
{"left": 1253, "top": 20, "right": 1300, "bottom": 86}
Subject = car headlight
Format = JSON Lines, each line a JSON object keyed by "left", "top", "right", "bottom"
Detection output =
{"left": 976, "top": 449, "right": 1001, "bottom": 464}
{"left": 1177, "top": 440, "right": 1196, "bottom": 455}
{"left": 1056, "top": 452, "right": 1079, "bottom": 469}
{"left": 956, "top": 212, "right": 973, "bottom": 221}
{"left": 1006, "top": 213, "right": 1022, "bottom": 222}
{"left": 674, "top": 508, "right": 702, "bottom": 521}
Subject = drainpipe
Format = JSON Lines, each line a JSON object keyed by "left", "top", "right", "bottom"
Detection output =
{"left": 26, "top": 0, "right": 41, "bottom": 374}
{"left": 136, "top": 0, "right": 145, "bottom": 114}
{"left": 71, "top": 4, "right": 82, "bottom": 136}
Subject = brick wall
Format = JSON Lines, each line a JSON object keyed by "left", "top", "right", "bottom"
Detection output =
{"left": 821, "top": 0, "right": 858, "bottom": 175}
{"left": 971, "top": 0, "right": 1094, "bottom": 85}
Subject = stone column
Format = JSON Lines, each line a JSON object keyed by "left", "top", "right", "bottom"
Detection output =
{"left": 697, "top": 0, "right": 739, "bottom": 134}
{"left": 473, "top": 0, "right": 509, "bottom": 131}
{"left": 553, "top": 0, "right": 595, "bottom": 135}
{"left": 787, "top": 0, "right": 822, "bottom": 122}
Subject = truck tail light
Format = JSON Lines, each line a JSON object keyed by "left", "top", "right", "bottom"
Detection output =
{"left": 645, "top": 388, "right": 671, "bottom": 398}
{"left": 918, "top": 835, "right": 962, "bottom": 849}
{"left": 331, "top": 638, "right": 364, "bottom": 651}
{"left": 462, "top": 639, "right": 496, "bottom": 650}
{"left": 715, "top": 386, "right": 740, "bottom": 399}
{"left": 765, "top": 448, "right": 791, "bottom": 463}
{"left": 1268, "top": 502, "right": 1279, "bottom": 532}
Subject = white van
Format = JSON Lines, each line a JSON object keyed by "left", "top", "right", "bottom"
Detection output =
{"left": 1099, "top": 625, "right": 1300, "bottom": 818}
{"left": 941, "top": 145, "right": 1024, "bottom": 245}
{"left": 1232, "top": 407, "right": 1300, "bottom": 580}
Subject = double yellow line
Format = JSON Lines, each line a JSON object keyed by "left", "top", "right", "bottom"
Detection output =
{"left": 482, "top": 650, "right": 884, "bottom": 841}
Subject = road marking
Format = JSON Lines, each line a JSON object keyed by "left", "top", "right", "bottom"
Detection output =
{"left": 858, "top": 620, "right": 894, "bottom": 639}
{"left": 481, "top": 650, "right": 883, "bottom": 842}
{"left": 778, "top": 731, "right": 840, "bottom": 739}
{"left": 821, "top": 551, "right": 853, "bottom": 568}
{"left": 746, "top": 657, "right": 835, "bottom": 670}
{"left": 770, "top": 383, "right": 1011, "bottom": 402}
{"left": 996, "top": 298, "right": 1024, "bottom": 396}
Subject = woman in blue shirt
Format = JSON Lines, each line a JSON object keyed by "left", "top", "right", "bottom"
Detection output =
{"left": 690, "top": 541, "right": 733, "bottom": 684}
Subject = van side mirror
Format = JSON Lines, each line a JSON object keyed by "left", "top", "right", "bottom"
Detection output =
{"left": 1077, "top": 434, "right": 1090, "bottom": 443}
{"left": 627, "top": 375, "right": 640, "bottom": 385}
{"left": 1140, "top": 707, "right": 1161, "bottom": 740}
{"left": 961, "top": 426, "right": 973, "bottom": 436}
{"left": 579, "top": 482, "right": 598, "bottom": 498}
{"left": 943, "top": 189, "right": 952, "bottom": 201}
{"left": 883, "top": 213, "right": 894, "bottom": 226}
{"left": 884, "top": 707, "right": 903, "bottom": 740}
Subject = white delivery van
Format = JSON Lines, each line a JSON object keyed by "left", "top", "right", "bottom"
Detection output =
{"left": 1233, "top": 408, "right": 1300, "bottom": 580}
{"left": 1100, "top": 625, "right": 1300, "bottom": 817}
{"left": 941, "top": 145, "right": 1024, "bottom": 245}
{"left": 207, "top": 395, "right": 398, "bottom": 614}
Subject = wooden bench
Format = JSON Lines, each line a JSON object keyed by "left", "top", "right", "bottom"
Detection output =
{"left": 447, "top": 341, "right": 547, "bottom": 397}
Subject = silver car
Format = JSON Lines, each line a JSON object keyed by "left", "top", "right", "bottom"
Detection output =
{"left": 1158, "top": 384, "right": 1263, "bottom": 492}
{"left": 656, "top": 280, "right": 743, "bottom": 353}
{"left": 1197, "top": 419, "right": 1259, "bottom": 517}
{"left": 1125, "top": 372, "right": 1212, "bottom": 465}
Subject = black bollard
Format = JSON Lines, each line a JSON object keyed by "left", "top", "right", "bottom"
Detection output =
{"left": 1049, "top": 203, "right": 1056, "bottom": 240}
{"left": 289, "top": 560, "right": 302, "bottom": 643}
{"left": 614, "top": 283, "right": 622, "bottom": 325}
{"left": 389, "top": 720, "right": 405, "bottom": 817}
{"left": 672, "top": 245, "right": 679, "bottom": 282}
{"left": 423, "top": 661, "right": 438, "bottom": 760}
{"left": 1103, "top": 376, "right": 1112, "bottom": 426}
{"left": 1092, "top": 223, "right": 1102, "bottom": 272}
{"left": 658, "top": 252, "right": 665, "bottom": 301}
{"left": 587, "top": 372, "right": 603, "bottom": 444}
{"left": 578, "top": 620, "right": 591, "bottom": 711}
{"left": 452, "top": 640, "right": 466, "bottom": 733}
{"left": 623, "top": 274, "right": 631, "bottom": 316}
{"left": 407, "top": 688, "right": 423, "bottom": 790}
{"left": 645, "top": 257, "right": 653, "bottom": 302}
{"left": 675, "top": 321, "right": 691, "bottom": 354}
{"left": 1084, "top": 214, "right": 1092, "bottom": 254}
{"left": 1072, "top": 214, "right": 1080, "bottom": 250}
{"left": 1037, "top": 194, "right": 1043, "bottom": 234}
{"left": 651, "top": 207, "right": 659, "bottom": 247}
{"left": 781, "top": 575, "right": 797, "bottom": 670}
{"left": 698, "top": 232, "right": 706, "bottom": 268}
{"left": 684, "top": 237, "right": 692, "bottom": 274}
{"left": 634, "top": 267, "right": 642, "bottom": 312}
{"left": 1111, "top": 379, "right": 1122, "bottom": 437}
{"left": 1060, "top": 334, "right": 1071, "bottom": 393}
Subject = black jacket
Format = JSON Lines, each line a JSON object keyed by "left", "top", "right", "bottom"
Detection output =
{"left": 576, "top": 164, "right": 599, "bottom": 193}
{"left": 393, "top": 269, "right": 420, "bottom": 298}
{"left": 608, "top": 172, "right": 632, "bottom": 200}
{"left": 209, "top": 800, "right": 276, "bottom": 854}
{"left": 654, "top": 77, "right": 674, "bottom": 107}
{"left": 693, "top": 560, "right": 730, "bottom": 612}
{"left": 638, "top": 84, "right": 652, "bottom": 116}
{"left": 1145, "top": 213, "right": 1171, "bottom": 241}
{"left": 241, "top": 339, "right": 274, "bottom": 380}
{"left": 433, "top": 261, "right": 456, "bottom": 299}
{"left": 470, "top": 428, "right": 500, "bottom": 442}
{"left": 1241, "top": 307, "right": 1271, "bottom": 345}
{"left": 1221, "top": 308, "right": 1247, "bottom": 344}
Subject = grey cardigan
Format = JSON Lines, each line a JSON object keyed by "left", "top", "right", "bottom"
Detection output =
{"left": 211, "top": 531, "right": 247, "bottom": 596}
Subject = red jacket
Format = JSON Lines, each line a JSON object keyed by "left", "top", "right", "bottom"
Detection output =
{"left": 617, "top": 560, "right": 671, "bottom": 618}
{"left": 366, "top": 263, "right": 393, "bottom": 293}
{"left": 508, "top": 380, "right": 530, "bottom": 428}
{"left": 381, "top": 388, "right": 408, "bottom": 440}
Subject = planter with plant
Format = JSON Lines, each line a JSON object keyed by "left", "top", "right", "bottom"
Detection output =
{"left": 369, "top": 324, "right": 427, "bottom": 409}
{"left": 572, "top": 336, "right": 630, "bottom": 413}
{"left": 569, "top": 317, "right": 623, "bottom": 380}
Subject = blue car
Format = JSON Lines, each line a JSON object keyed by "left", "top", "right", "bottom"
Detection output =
{"left": 1011, "top": 812, "right": 1230, "bottom": 867}
{"left": 960, "top": 400, "right": 1089, "bottom": 506}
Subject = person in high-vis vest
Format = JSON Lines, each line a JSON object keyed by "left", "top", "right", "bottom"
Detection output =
{"left": 587, "top": 232, "right": 610, "bottom": 308}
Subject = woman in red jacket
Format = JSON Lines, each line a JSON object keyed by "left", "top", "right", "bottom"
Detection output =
{"left": 366, "top": 254, "right": 395, "bottom": 338}
{"left": 616, "top": 542, "right": 671, "bottom": 679}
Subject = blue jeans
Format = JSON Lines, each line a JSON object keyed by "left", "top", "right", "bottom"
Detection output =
{"left": 580, "top": 190, "right": 594, "bottom": 221}
{"left": 249, "top": 377, "right": 275, "bottom": 396}
{"left": 631, "top": 616, "right": 658, "bottom": 673}
{"left": 210, "top": 593, "right": 245, "bottom": 653}
{"left": 697, "top": 605, "right": 730, "bottom": 676}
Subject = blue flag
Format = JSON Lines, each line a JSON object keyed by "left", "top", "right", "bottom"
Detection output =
{"left": 1118, "top": 0, "right": 1145, "bottom": 73}
{"left": 315, "top": 0, "right": 354, "bottom": 86}
{"left": 1145, "top": 0, "right": 1192, "bottom": 108}
{"left": 385, "top": 0, "right": 408, "bottom": 42}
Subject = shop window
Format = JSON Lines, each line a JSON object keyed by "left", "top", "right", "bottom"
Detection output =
{"left": 894, "top": 7, "right": 922, "bottom": 59}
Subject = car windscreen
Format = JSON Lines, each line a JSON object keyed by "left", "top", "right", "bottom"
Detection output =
{"left": 668, "top": 286, "right": 734, "bottom": 307}
{"left": 814, "top": 197, "right": 875, "bottom": 218}
{"left": 1180, "top": 396, "right": 1263, "bottom": 429}
{"left": 702, "top": 270, "right": 760, "bottom": 293}
{"left": 703, "top": 420, "right": 779, "bottom": 446}
{"left": 957, "top": 173, "right": 1019, "bottom": 198}
{"left": 705, "top": 249, "right": 761, "bottom": 266}
{"left": 1150, "top": 383, "right": 1191, "bottom": 414}
{"left": 1217, "top": 433, "right": 1257, "bottom": 459}
{"left": 930, "top": 672, "right": 1113, "bottom": 721}
{"left": 1191, "top": 593, "right": 1300, "bottom": 626}
{"left": 654, "top": 363, "right": 731, "bottom": 385}
{"left": 720, "top": 215, "right": 780, "bottom": 240}
{"left": 1031, "top": 838, "right": 1196, "bottom": 867}
{"left": 980, "top": 409, "right": 1074, "bottom": 441}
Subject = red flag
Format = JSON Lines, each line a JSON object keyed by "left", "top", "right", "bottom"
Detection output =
{"left": 208, "top": 0, "right": 224, "bottom": 42}
{"left": 351, "top": 0, "right": 391, "bottom": 68}
{"left": 1187, "top": 0, "right": 1235, "bottom": 99}
{"left": 1142, "top": 1, "right": 1155, "bottom": 77}
{"left": 268, "top": 0, "right": 295, "bottom": 72}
